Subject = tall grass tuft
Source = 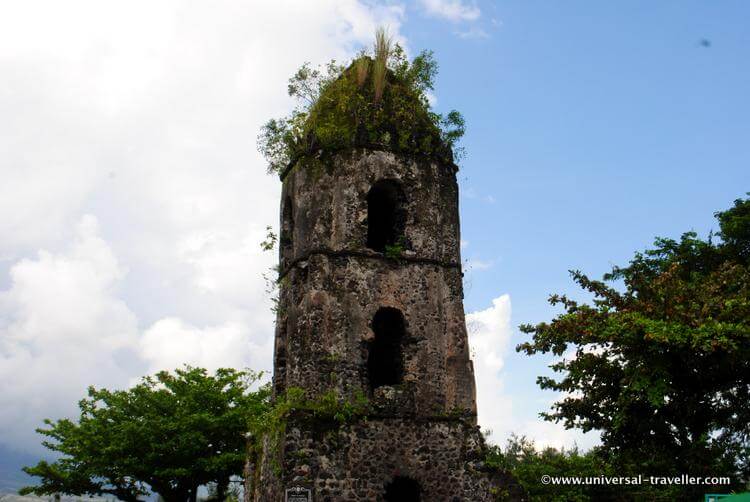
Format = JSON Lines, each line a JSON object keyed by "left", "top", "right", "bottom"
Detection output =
{"left": 355, "top": 56, "right": 369, "bottom": 87}
{"left": 372, "top": 27, "right": 392, "bottom": 102}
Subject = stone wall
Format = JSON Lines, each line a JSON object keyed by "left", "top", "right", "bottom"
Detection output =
{"left": 256, "top": 149, "right": 523, "bottom": 500}
{"left": 274, "top": 254, "right": 476, "bottom": 417}
{"left": 254, "top": 417, "right": 524, "bottom": 501}
{"left": 273, "top": 149, "right": 475, "bottom": 416}
{"left": 278, "top": 149, "right": 461, "bottom": 273}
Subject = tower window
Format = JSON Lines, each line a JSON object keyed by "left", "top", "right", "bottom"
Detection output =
{"left": 384, "top": 476, "right": 421, "bottom": 502}
{"left": 366, "top": 179, "right": 405, "bottom": 252}
{"left": 368, "top": 307, "right": 405, "bottom": 390}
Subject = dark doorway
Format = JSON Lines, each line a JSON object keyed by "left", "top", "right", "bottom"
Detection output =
{"left": 368, "top": 307, "right": 405, "bottom": 390}
{"left": 367, "top": 179, "right": 405, "bottom": 252}
{"left": 384, "top": 476, "right": 421, "bottom": 502}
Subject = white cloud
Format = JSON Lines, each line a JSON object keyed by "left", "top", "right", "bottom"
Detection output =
{"left": 516, "top": 419, "right": 599, "bottom": 451}
{"left": 0, "top": 0, "right": 406, "bottom": 454}
{"left": 467, "top": 295, "right": 601, "bottom": 451}
{"left": 140, "top": 318, "right": 273, "bottom": 376}
{"left": 457, "top": 26, "right": 490, "bottom": 39}
{"left": 466, "top": 257, "right": 494, "bottom": 271}
{"left": 425, "top": 90, "right": 438, "bottom": 107}
{"left": 419, "top": 0, "right": 480, "bottom": 22}
{"left": 0, "top": 214, "right": 280, "bottom": 452}
{"left": 462, "top": 187, "right": 496, "bottom": 203}
{"left": 467, "top": 295, "right": 513, "bottom": 443}
{"left": 0, "top": 216, "right": 141, "bottom": 452}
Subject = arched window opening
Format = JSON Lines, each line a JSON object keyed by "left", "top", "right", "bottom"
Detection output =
{"left": 281, "top": 196, "right": 294, "bottom": 260}
{"left": 384, "top": 476, "right": 421, "bottom": 502}
{"left": 367, "top": 179, "right": 405, "bottom": 252}
{"left": 368, "top": 307, "right": 405, "bottom": 390}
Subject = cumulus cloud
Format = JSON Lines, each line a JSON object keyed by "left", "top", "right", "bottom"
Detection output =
{"left": 0, "top": 216, "right": 141, "bottom": 452}
{"left": 467, "top": 295, "right": 513, "bottom": 443}
{"left": 0, "top": 0, "right": 405, "bottom": 454}
{"left": 0, "top": 215, "right": 277, "bottom": 453}
{"left": 515, "top": 414, "right": 599, "bottom": 451}
{"left": 466, "top": 257, "right": 494, "bottom": 271}
{"left": 456, "top": 26, "right": 490, "bottom": 39}
{"left": 140, "top": 318, "right": 274, "bottom": 376}
{"left": 467, "top": 295, "right": 600, "bottom": 451}
{"left": 419, "top": 0, "right": 481, "bottom": 22}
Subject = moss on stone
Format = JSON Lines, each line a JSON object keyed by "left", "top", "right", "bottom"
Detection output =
{"left": 258, "top": 42, "right": 466, "bottom": 178}
{"left": 301, "top": 57, "right": 450, "bottom": 165}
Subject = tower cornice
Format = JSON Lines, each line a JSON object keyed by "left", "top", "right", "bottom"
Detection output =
{"left": 278, "top": 146, "right": 459, "bottom": 182}
{"left": 277, "top": 247, "right": 461, "bottom": 281}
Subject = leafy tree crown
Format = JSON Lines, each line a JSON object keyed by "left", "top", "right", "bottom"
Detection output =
{"left": 517, "top": 195, "right": 750, "bottom": 490}
{"left": 21, "top": 366, "right": 271, "bottom": 502}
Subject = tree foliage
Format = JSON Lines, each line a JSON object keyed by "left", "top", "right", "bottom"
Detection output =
{"left": 487, "top": 435, "right": 609, "bottom": 502}
{"left": 21, "top": 367, "right": 271, "bottom": 502}
{"left": 518, "top": 196, "right": 750, "bottom": 493}
{"left": 257, "top": 31, "right": 465, "bottom": 176}
{"left": 245, "top": 386, "right": 370, "bottom": 477}
{"left": 487, "top": 435, "right": 698, "bottom": 502}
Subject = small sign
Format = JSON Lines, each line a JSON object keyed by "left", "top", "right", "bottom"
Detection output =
{"left": 285, "top": 486, "right": 312, "bottom": 502}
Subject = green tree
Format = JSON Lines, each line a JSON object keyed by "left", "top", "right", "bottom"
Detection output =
{"left": 487, "top": 435, "right": 608, "bottom": 502}
{"left": 21, "top": 366, "right": 271, "bottom": 502}
{"left": 487, "top": 435, "right": 693, "bottom": 502}
{"left": 518, "top": 196, "right": 750, "bottom": 497}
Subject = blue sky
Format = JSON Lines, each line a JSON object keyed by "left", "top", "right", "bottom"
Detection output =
{"left": 0, "top": 0, "right": 748, "bottom": 493}
{"left": 406, "top": 0, "right": 750, "bottom": 447}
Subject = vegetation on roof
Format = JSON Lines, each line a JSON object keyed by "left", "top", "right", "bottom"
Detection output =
{"left": 258, "top": 29, "right": 466, "bottom": 177}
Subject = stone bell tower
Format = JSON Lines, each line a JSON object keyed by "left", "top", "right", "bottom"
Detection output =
{"left": 252, "top": 147, "right": 522, "bottom": 501}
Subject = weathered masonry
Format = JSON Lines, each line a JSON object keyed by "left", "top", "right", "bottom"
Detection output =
{"left": 251, "top": 148, "right": 522, "bottom": 501}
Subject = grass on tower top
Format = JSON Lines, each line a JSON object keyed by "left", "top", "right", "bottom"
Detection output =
{"left": 258, "top": 30, "right": 466, "bottom": 177}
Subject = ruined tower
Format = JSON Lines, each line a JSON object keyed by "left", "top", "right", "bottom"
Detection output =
{"left": 252, "top": 57, "right": 520, "bottom": 501}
